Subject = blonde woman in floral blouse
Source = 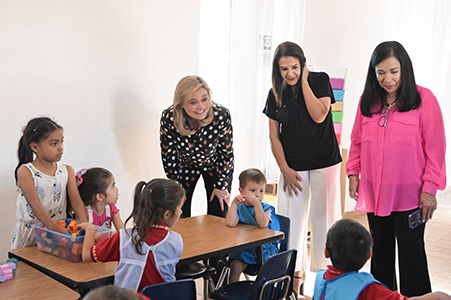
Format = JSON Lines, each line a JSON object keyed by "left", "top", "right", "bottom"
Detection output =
{"left": 160, "top": 75, "right": 234, "bottom": 218}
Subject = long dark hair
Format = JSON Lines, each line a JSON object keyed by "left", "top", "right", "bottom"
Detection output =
{"left": 124, "top": 179, "right": 185, "bottom": 255}
{"left": 361, "top": 41, "right": 421, "bottom": 117}
{"left": 15, "top": 117, "right": 63, "bottom": 183}
{"left": 272, "top": 41, "right": 306, "bottom": 107}
{"left": 77, "top": 168, "right": 113, "bottom": 206}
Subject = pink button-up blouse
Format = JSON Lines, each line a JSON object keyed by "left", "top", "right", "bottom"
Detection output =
{"left": 346, "top": 85, "right": 446, "bottom": 216}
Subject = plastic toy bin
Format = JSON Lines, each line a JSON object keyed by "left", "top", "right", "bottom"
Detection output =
{"left": 32, "top": 220, "right": 111, "bottom": 262}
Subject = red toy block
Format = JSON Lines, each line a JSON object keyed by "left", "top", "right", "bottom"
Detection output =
{"left": 61, "top": 237, "right": 68, "bottom": 248}
{"left": 71, "top": 243, "right": 83, "bottom": 255}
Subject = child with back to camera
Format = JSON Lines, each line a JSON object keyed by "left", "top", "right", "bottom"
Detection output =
{"left": 11, "top": 117, "right": 87, "bottom": 249}
{"left": 225, "top": 168, "right": 280, "bottom": 283}
{"left": 78, "top": 178, "right": 185, "bottom": 292}
{"left": 313, "top": 218, "right": 451, "bottom": 300}
{"left": 76, "top": 167, "right": 124, "bottom": 231}
{"left": 83, "top": 285, "right": 150, "bottom": 300}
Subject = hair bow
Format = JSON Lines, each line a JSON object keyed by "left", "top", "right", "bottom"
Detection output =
{"left": 75, "top": 168, "right": 88, "bottom": 187}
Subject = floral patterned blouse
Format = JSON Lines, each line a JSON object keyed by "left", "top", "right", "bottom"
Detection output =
{"left": 160, "top": 102, "right": 234, "bottom": 190}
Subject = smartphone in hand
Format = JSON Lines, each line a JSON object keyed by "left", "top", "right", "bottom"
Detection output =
{"left": 408, "top": 209, "right": 425, "bottom": 229}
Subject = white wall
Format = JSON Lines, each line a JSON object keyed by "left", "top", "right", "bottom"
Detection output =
{"left": 0, "top": 0, "right": 201, "bottom": 261}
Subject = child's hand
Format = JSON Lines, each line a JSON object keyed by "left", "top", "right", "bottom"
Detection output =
{"left": 241, "top": 194, "right": 260, "bottom": 207}
{"left": 77, "top": 222, "right": 96, "bottom": 232}
{"left": 232, "top": 195, "right": 246, "bottom": 205}
{"left": 55, "top": 226, "right": 68, "bottom": 235}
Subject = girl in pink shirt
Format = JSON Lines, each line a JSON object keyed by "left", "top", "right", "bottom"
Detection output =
{"left": 76, "top": 167, "right": 124, "bottom": 231}
{"left": 346, "top": 41, "right": 446, "bottom": 297}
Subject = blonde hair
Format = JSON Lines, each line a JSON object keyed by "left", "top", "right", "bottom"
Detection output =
{"left": 173, "top": 75, "right": 214, "bottom": 136}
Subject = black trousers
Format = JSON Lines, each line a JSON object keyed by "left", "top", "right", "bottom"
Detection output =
{"left": 181, "top": 169, "right": 231, "bottom": 218}
{"left": 367, "top": 210, "right": 431, "bottom": 297}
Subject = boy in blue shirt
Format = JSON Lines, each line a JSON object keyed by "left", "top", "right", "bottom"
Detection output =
{"left": 225, "top": 168, "right": 280, "bottom": 283}
{"left": 314, "top": 219, "right": 450, "bottom": 300}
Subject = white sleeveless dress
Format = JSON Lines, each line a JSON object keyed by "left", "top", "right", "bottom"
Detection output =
{"left": 11, "top": 162, "right": 68, "bottom": 249}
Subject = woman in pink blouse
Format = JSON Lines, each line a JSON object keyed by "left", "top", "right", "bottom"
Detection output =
{"left": 346, "top": 41, "right": 446, "bottom": 297}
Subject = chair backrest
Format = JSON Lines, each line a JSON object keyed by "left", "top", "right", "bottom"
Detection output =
{"left": 249, "top": 249, "right": 297, "bottom": 300}
{"left": 141, "top": 278, "right": 196, "bottom": 300}
{"left": 275, "top": 214, "right": 290, "bottom": 253}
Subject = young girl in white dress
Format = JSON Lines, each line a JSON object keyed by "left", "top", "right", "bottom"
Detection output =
{"left": 11, "top": 117, "right": 87, "bottom": 249}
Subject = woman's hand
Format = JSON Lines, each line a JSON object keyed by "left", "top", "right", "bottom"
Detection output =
{"left": 281, "top": 167, "right": 303, "bottom": 197}
{"left": 420, "top": 192, "right": 437, "bottom": 221}
{"left": 302, "top": 62, "right": 309, "bottom": 83}
{"left": 348, "top": 175, "right": 360, "bottom": 200}
{"left": 210, "top": 188, "right": 231, "bottom": 212}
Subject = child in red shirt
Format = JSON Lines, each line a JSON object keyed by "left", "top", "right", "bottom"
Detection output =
{"left": 79, "top": 178, "right": 185, "bottom": 292}
{"left": 314, "top": 219, "right": 450, "bottom": 300}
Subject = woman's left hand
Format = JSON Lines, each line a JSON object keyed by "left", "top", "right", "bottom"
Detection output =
{"left": 210, "top": 188, "right": 231, "bottom": 212}
{"left": 302, "top": 62, "right": 309, "bottom": 83}
{"left": 420, "top": 192, "right": 437, "bottom": 221}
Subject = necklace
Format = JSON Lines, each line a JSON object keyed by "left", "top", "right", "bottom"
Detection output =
{"left": 385, "top": 99, "right": 397, "bottom": 109}
{"left": 150, "top": 223, "right": 168, "bottom": 230}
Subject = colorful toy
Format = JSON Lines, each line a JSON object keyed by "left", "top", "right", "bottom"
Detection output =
{"left": 32, "top": 219, "right": 111, "bottom": 262}
{"left": 0, "top": 263, "right": 15, "bottom": 283}
{"left": 68, "top": 220, "right": 77, "bottom": 233}
{"left": 6, "top": 258, "right": 18, "bottom": 276}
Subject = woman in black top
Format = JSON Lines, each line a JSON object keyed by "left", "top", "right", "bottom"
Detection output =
{"left": 160, "top": 75, "right": 234, "bottom": 218}
{"left": 263, "top": 42, "right": 342, "bottom": 294}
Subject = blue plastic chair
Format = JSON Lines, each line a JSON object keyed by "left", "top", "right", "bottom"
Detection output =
{"left": 276, "top": 214, "right": 290, "bottom": 252}
{"left": 209, "top": 249, "right": 297, "bottom": 300}
{"left": 141, "top": 278, "right": 196, "bottom": 300}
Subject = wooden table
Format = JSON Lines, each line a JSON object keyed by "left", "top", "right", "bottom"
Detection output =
{"left": 0, "top": 261, "right": 80, "bottom": 300}
{"left": 173, "top": 214, "right": 284, "bottom": 269}
{"left": 8, "top": 247, "right": 116, "bottom": 297}
{"left": 9, "top": 215, "right": 284, "bottom": 297}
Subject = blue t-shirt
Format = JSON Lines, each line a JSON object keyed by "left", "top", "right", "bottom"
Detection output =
{"left": 229, "top": 202, "right": 280, "bottom": 264}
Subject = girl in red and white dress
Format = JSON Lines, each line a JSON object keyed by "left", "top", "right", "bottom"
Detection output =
{"left": 79, "top": 178, "right": 185, "bottom": 292}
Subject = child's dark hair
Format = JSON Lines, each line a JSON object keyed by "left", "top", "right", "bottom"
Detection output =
{"left": 84, "top": 285, "right": 142, "bottom": 300}
{"left": 238, "top": 168, "right": 267, "bottom": 189}
{"left": 77, "top": 168, "right": 114, "bottom": 206}
{"left": 15, "top": 117, "right": 63, "bottom": 183}
{"left": 125, "top": 178, "right": 185, "bottom": 255}
{"left": 326, "top": 219, "right": 372, "bottom": 271}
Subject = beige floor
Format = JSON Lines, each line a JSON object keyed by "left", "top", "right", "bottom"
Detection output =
{"left": 195, "top": 205, "right": 451, "bottom": 299}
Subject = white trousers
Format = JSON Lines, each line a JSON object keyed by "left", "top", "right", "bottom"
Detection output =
{"left": 277, "top": 163, "right": 341, "bottom": 272}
